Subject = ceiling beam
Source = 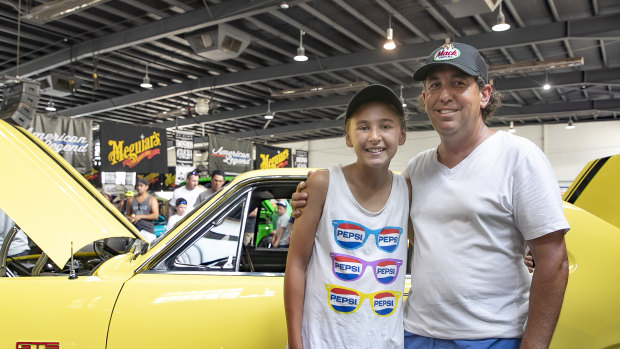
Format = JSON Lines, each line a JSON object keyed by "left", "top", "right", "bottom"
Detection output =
{"left": 1, "top": 0, "right": 313, "bottom": 78}
{"left": 54, "top": 13, "right": 620, "bottom": 118}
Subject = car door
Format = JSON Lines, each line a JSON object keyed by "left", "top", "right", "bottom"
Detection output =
{"left": 106, "top": 186, "right": 290, "bottom": 348}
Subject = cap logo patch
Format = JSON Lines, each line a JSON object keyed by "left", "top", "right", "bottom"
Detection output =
{"left": 434, "top": 48, "right": 461, "bottom": 61}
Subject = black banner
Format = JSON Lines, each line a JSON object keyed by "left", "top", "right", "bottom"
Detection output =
{"left": 208, "top": 134, "right": 252, "bottom": 175}
{"left": 29, "top": 113, "right": 93, "bottom": 173}
{"left": 255, "top": 144, "right": 291, "bottom": 169}
{"left": 100, "top": 122, "right": 167, "bottom": 173}
{"left": 294, "top": 149, "right": 308, "bottom": 168}
{"left": 174, "top": 130, "right": 194, "bottom": 184}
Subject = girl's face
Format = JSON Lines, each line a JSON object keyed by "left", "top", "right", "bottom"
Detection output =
{"left": 345, "top": 102, "right": 406, "bottom": 168}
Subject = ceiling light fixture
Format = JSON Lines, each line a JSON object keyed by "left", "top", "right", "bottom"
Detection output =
{"left": 279, "top": 2, "right": 290, "bottom": 9}
{"left": 294, "top": 30, "right": 308, "bottom": 62}
{"left": 383, "top": 14, "right": 396, "bottom": 50}
{"left": 542, "top": 71, "right": 551, "bottom": 90}
{"left": 400, "top": 85, "right": 407, "bottom": 108}
{"left": 140, "top": 64, "right": 152, "bottom": 89}
{"left": 45, "top": 100, "right": 56, "bottom": 112}
{"left": 508, "top": 121, "right": 516, "bottom": 133}
{"left": 264, "top": 100, "right": 275, "bottom": 119}
{"left": 566, "top": 117, "right": 575, "bottom": 130}
{"left": 492, "top": 1, "right": 510, "bottom": 32}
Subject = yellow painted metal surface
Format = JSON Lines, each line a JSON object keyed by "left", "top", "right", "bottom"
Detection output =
{"left": 563, "top": 154, "right": 620, "bottom": 229}
{"left": 0, "top": 121, "right": 140, "bottom": 268}
{"left": 550, "top": 203, "right": 620, "bottom": 349}
{"left": 106, "top": 273, "right": 287, "bottom": 348}
{"left": 0, "top": 275, "right": 126, "bottom": 348}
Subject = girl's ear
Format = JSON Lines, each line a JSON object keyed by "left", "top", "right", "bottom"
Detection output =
{"left": 345, "top": 131, "right": 353, "bottom": 147}
{"left": 398, "top": 127, "right": 406, "bottom": 146}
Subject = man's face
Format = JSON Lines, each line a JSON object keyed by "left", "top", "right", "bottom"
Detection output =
{"left": 277, "top": 205, "right": 287, "bottom": 215}
{"left": 211, "top": 174, "right": 225, "bottom": 192}
{"left": 186, "top": 174, "right": 199, "bottom": 190}
{"left": 422, "top": 66, "right": 491, "bottom": 137}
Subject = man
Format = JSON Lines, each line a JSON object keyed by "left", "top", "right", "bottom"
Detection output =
{"left": 293, "top": 42, "right": 569, "bottom": 349}
{"left": 271, "top": 200, "right": 290, "bottom": 248}
{"left": 169, "top": 170, "right": 204, "bottom": 215}
{"left": 194, "top": 170, "right": 226, "bottom": 207}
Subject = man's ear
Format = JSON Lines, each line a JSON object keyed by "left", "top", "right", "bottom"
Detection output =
{"left": 480, "top": 84, "right": 492, "bottom": 109}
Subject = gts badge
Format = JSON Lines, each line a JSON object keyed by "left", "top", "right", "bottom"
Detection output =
{"left": 16, "top": 342, "right": 60, "bottom": 349}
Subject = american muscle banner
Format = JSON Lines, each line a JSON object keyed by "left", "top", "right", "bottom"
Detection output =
{"left": 174, "top": 130, "right": 194, "bottom": 185}
{"left": 208, "top": 134, "right": 252, "bottom": 175}
{"left": 100, "top": 122, "right": 167, "bottom": 173}
{"left": 255, "top": 144, "right": 291, "bottom": 169}
{"left": 294, "top": 149, "right": 308, "bottom": 168}
{"left": 29, "top": 113, "right": 93, "bottom": 173}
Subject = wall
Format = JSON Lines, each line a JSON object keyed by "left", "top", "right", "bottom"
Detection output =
{"left": 277, "top": 119, "right": 620, "bottom": 188}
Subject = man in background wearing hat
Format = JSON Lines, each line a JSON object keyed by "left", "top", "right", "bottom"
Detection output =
{"left": 125, "top": 178, "right": 159, "bottom": 236}
{"left": 400, "top": 42, "right": 569, "bottom": 348}
{"left": 271, "top": 200, "right": 290, "bottom": 248}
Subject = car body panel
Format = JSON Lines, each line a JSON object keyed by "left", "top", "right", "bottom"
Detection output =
{"left": 563, "top": 154, "right": 620, "bottom": 229}
{"left": 106, "top": 273, "right": 287, "bottom": 348}
{"left": 550, "top": 203, "right": 620, "bottom": 349}
{"left": 0, "top": 121, "right": 141, "bottom": 268}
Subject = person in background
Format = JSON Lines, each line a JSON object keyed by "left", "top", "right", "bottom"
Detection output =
{"left": 170, "top": 170, "right": 204, "bottom": 215}
{"left": 101, "top": 190, "right": 113, "bottom": 203}
{"left": 272, "top": 201, "right": 291, "bottom": 248}
{"left": 126, "top": 178, "right": 159, "bottom": 235}
{"left": 166, "top": 198, "right": 188, "bottom": 231}
{"left": 0, "top": 208, "right": 30, "bottom": 257}
{"left": 118, "top": 190, "right": 134, "bottom": 215}
{"left": 194, "top": 170, "right": 226, "bottom": 207}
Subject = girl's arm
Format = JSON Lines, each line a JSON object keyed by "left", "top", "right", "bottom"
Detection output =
{"left": 284, "top": 170, "right": 328, "bottom": 349}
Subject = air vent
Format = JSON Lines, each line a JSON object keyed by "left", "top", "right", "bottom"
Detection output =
{"left": 186, "top": 24, "right": 251, "bottom": 61}
{"left": 38, "top": 72, "right": 83, "bottom": 97}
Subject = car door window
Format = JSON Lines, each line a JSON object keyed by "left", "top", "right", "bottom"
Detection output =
{"left": 172, "top": 200, "right": 245, "bottom": 271}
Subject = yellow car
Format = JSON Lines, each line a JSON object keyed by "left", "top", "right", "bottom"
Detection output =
{"left": 1, "top": 119, "right": 619, "bottom": 349}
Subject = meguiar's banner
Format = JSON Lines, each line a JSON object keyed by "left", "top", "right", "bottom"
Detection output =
{"left": 29, "top": 113, "right": 93, "bottom": 173}
{"left": 255, "top": 144, "right": 291, "bottom": 169}
{"left": 100, "top": 122, "right": 167, "bottom": 173}
{"left": 208, "top": 134, "right": 252, "bottom": 175}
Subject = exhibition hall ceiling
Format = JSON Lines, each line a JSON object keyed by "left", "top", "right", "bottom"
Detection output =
{"left": 1, "top": 0, "right": 619, "bottom": 144}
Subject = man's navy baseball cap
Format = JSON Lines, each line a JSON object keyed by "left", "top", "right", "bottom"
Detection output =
{"left": 413, "top": 42, "right": 488, "bottom": 83}
{"left": 345, "top": 84, "right": 405, "bottom": 121}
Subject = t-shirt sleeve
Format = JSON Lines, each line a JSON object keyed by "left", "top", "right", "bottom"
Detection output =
{"left": 513, "top": 147, "right": 570, "bottom": 240}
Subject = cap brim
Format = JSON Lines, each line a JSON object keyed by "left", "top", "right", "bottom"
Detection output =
{"left": 345, "top": 84, "right": 404, "bottom": 119}
{"left": 413, "top": 62, "right": 480, "bottom": 81}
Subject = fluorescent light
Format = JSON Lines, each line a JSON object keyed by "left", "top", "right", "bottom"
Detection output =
{"left": 140, "top": 64, "right": 152, "bottom": 88}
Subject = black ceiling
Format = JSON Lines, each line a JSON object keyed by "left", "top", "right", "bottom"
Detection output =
{"left": 1, "top": 0, "right": 620, "bottom": 144}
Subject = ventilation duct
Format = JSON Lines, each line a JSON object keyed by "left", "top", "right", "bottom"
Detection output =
{"left": 436, "top": 0, "right": 499, "bottom": 18}
{"left": 186, "top": 24, "right": 252, "bottom": 61}
{"left": 38, "top": 72, "right": 83, "bottom": 97}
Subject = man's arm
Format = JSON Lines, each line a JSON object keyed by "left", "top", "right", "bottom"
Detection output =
{"left": 521, "top": 230, "right": 568, "bottom": 349}
{"left": 284, "top": 170, "right": 327, "bottom": 349}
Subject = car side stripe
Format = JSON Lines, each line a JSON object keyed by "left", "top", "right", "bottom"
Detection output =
{"left": 565, "top": 156, "right": 610, "bottom": 204}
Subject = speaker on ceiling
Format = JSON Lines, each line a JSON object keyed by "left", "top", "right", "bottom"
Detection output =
{"left": 0, "top": 81, "right": 41, "bottom": 128}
